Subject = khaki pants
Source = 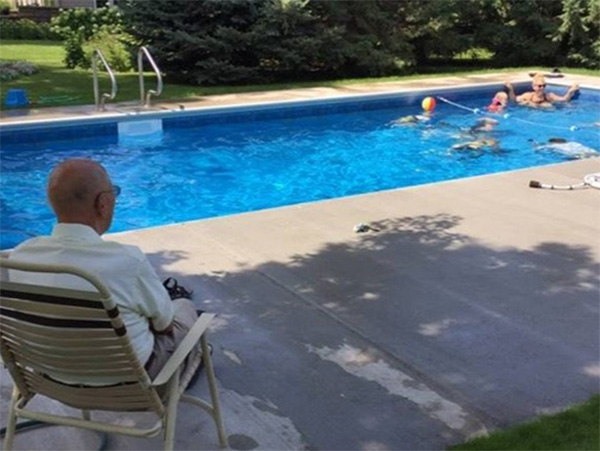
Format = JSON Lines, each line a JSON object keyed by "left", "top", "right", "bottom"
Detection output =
{"left": 145, "top": 298, "right": 198, "bottom": 379}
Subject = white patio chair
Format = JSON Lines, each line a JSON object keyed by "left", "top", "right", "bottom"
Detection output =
{"left": 0, "top": 257, "right": 227, "bottom": 450}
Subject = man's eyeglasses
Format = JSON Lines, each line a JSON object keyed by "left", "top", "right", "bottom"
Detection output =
{"left": 535, "top": 84, "right": 546, "bottom": 88}
{"left": 102, "top": 185, "right": 121, "bottom": 197}
{"left": 95, "top": 185, "right": 121, "bottom": 204}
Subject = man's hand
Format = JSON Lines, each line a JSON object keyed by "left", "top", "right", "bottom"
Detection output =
{"left": 151, "top": 321, "right": 174, "bottom": 335}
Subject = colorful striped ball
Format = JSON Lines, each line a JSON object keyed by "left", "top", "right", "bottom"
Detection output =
{"left": 421, "top": 97, "right": 436, "bottom": 112}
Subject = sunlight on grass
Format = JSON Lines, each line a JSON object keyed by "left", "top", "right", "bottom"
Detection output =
{"left": 450, "top": 395, "right": 599, "bottom": 451}
{"left": 0, "top": 40, "right": 64, "bottom": 66}
{"left": 453, "top": 48, "right": 495, "bottom": 60}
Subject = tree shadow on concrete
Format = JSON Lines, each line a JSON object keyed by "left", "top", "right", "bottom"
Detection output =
{"left": 142, "top": 212, "right": 599, "bottom": 449}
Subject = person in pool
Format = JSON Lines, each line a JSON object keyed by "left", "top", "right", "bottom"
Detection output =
{"left": 452, "top": 138, "right": 499, "bottom": 151}
{"left": 532, "top": 138, "right": 598, "bottom": 159}
{"left": 487, "top": 91, "right": 508, "bottom": 113}
{"left": 453, "top": 117, "right": 500, "bottom": 151}
{"left": 470, "top": 117, "right": 498, "bottom": 133}
{"left": 391, "top": 112, "right": 432, "bottom": 126}
{"left": 505, "top": 73, "right": 579, "bottom": 108}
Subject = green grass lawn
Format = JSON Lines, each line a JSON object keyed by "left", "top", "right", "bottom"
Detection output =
{"left": 0, "top": 40, "right": 199, "bottom": 107}
{"left": 1, "top": 40, "right": 599, "bottom": 110}
{"left": 450, "top": 395, "right": 600, "bottom": 451}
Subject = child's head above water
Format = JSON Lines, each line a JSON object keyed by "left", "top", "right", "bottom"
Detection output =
{"left": 488, "top": 92, "right": 508, "bottom": 112}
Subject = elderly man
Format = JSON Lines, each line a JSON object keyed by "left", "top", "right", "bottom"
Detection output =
{"left": 9, "top": 158, "right": 198, "bottom": 384}
{"left": 505, "top": 73, "right": 579, "bottom": 108}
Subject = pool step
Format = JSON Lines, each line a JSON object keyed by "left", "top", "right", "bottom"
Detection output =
{"left": 118, "top": 119, "right": 163, "bottom": 146}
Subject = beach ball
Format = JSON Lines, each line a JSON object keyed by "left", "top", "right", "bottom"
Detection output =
{"left": 421, "top": 96, "right": 436, "bottom": 112}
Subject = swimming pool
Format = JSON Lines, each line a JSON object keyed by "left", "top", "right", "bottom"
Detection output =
{"left": 1, "top": 83, "right": 599, "bottom": 249}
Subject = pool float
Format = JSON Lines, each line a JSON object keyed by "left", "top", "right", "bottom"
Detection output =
{"left": 528, "top": 68, "right": 564, "bottom": 78}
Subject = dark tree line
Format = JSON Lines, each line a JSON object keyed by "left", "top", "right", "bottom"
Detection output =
{"left": 118, "top": 0, "right": 599, "bottom": 85}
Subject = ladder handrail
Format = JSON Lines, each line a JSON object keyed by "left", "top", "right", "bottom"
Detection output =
{"left": 138, "top": 47, "right": 163, "bottom": 108}
{"left": 92, "top": 49, "right": 117, "bottom": 112}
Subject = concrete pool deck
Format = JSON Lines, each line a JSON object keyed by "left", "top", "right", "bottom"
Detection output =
{"left": 1, "top": 73, "right": 599, "bottom": 450}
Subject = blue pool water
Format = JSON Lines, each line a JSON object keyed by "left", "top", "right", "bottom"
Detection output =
{"left": 1, "top": 85, "right": 599, "bottom": 249}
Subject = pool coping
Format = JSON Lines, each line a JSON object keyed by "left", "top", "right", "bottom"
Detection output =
{"left": 0, "top": 81, "right": 505, "bottom": 132}
{"left": 1, "top": 71, "right": 598, "bottom": 129}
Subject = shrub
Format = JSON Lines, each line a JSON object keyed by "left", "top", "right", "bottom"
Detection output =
{"left": 63, "top": 33, "right": 85, "bottom": 69}
{"left": 82, "top": 31, "right": 134, "bottom": 72}
{"left": 0, "top": 61, "right": 38, "bottom": 81}
{"left": 0, "top": 19, "right": 61, "bottom": 40}
{"left": 51, "top": 6, "right": 131, "bottom": 69}
{"left": 50, "top": 6, "right": 125, "bottom": 41}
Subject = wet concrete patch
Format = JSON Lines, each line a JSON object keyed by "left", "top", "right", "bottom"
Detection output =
{"left": 228, "top": 433, "right": 260, "bottom": 450}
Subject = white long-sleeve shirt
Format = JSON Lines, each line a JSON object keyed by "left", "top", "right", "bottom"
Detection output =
{"left": 9, "top": 223, "right": 174, "bottom": 384}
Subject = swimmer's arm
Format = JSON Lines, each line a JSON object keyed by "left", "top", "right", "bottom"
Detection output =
{"left": 548, "top": 84, "right": 579, "bottom": 102}
{"left": 515, "top": 92, "right": 532, "bottom": 103}
{"left": 505, "top": 82, "right": 517, "bottom": 101}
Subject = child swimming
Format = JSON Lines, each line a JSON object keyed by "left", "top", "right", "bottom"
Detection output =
{"left": 452, "top": 138, "right": 499, "bottom": 151}
{"left": 391, "top": 113, "right": 432, "bottom": 126}
{"left": 487, "top": 92, "right": 508, "bottom": 113}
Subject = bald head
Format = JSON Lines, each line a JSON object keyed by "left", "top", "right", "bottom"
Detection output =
{"left": 47, "top": 159, "right": 116, "bottom": 234}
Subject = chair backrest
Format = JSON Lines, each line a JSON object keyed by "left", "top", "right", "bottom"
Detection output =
{"left": 0, "top": 257, "right": 164, "bottom": 414}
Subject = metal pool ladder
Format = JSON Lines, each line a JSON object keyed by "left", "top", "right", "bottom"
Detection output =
{"left": 92, "top": 49, "right": 117, "bottom": 111}
{"left": 138, "top": 46, "right": 163, "bottom": 108}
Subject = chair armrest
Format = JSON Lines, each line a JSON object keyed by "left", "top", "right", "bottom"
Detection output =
{"left": 151, "top": 312, "right": 215, "bottom": 387}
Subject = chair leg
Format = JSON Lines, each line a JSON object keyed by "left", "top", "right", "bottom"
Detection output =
{"left": 3, "top": 387, "right": 20, "bottom": 450}
{"left": 201, "top": 335, "right": 227, "bottom": 448}
{"left": 163, "top": 368, "right": 181, "bottom": 451}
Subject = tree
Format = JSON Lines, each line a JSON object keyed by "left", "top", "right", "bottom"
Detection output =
{"left": 121, "top": 0, "right": 413, "bottom": 84}
{"left": 250, "top": 0, "right": 346, "bottom": 81}
{"left": 120, "top": 0, "right": 263, "bottom": 84}
{"left": 474, "top": 0, "right": 562, "bottom": 66}
{"left": 311, "top": 0, "right": 414, "bottom": 75}
{"left": 393, "top": 0, "right": 485, "bottom": 65}
{"left": 554, "top": 0, "right": 600, "bottom": 68}
{"left": 119, "top": 0, "right": 596, "bottom": 86}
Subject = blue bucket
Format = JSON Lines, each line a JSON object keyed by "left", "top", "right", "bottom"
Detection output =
{"left": 4, "top": 89, "right": 29, "bottom": 108}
